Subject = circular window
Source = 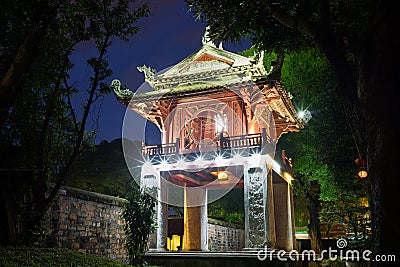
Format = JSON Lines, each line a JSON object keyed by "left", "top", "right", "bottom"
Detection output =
{"left": 186, "top": 107, "right": 224, "bottom": 145}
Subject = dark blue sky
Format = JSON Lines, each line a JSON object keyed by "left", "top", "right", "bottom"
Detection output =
{"left": 71, "top": 0, "right": 251, "bottom": 144}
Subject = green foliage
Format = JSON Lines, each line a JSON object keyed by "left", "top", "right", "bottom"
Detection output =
{"left": 239, "top": 46, "right": 278, "bottom": 72}
{"left": 0, "top": 247, "right": 132, "bottom": 267}
{"left": 186, "top": 0, "right": 397, "bottom": 254}
{"left": 278, "top": 48, "right": 361, "bottom": 199}
{"left": 320, "top": 193, "right": 370, "bottom": 246}
{"left": 322, "top": 258, "right": 346, "bottom": 267}
{"left": 225, "top": 212, "right": 244, "bottom": 225}
{"left": 208, "top": 188, "right": 244, "bottom": 225}
{"left": 186, "top": 0, "right": 374, "bottom": 57}
{"left": 186, "top": 0, "right": 311, "bottom": 53}
{"left": 122, "top": 183, "right": 157, "bottom": 266}
{"left": 0, "top": 0, "right": 150, "bottom": 246}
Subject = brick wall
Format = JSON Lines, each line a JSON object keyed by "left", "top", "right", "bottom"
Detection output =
{"left": 42, "top": 186, "right": 129, "bottom": 263}
{"left": 207, "top": 218, "right": 244, "bottom": 251}
{"left": 43, "top": 186, "right": 244, "bottom": 261}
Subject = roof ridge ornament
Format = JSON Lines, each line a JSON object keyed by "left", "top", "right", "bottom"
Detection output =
{"left": 137, "top": 65, "right": 156, "bottom": 82}
{"left": 256, "top": 50, "right": 265, "bottom": 67}
{"left": 202, "top": 25, "right": 216, "bottom": 47}
{"left": 110, "top": 79, "right": 134, "bottom": 99}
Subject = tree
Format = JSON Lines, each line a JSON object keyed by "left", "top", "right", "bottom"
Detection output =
{"left": 0, "top": 0, "right": 150, "bottom": 246}
{"left": 186, "top": 0, "right": 400, "bottom": 261}
{"left": 243, "top": 46, "right": 361, "bottom": 251}
{"left": 122, "top": 182, "right": 156, "bottom": 266}
{"left": 321, "top": 193, "right": 370, "bottom": 248}
{"left": 273, "top": 48, "right": 361, "bottom": 259}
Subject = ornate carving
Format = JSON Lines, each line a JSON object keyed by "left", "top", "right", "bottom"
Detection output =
{"left": 137, "top": 65, "right": 156, "bottom": 82}
{"left": 110, "top": 79, "right": 134, "bottom": 99}
{"left": 185, "top": 106, "right": 223, "bottom": 145}
{"left": 184, "top": 61, "right": 229, "bottom": 73}
{"left": 255, "top": 50, "right": 264, "bottom": 67}
{"left": 202, "top": 25, "right": 216, "bottom": 47}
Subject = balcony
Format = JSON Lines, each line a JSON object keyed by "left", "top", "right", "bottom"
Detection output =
{"left": 143, "top": 129, "right": 274, "bottom": 164}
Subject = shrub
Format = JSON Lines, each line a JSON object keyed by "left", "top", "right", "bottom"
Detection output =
{"left": 0, "top": 247, "right": 131, "bottom": 267}
{"left": 122, "top": 182, "right": 156, "bottom": 266}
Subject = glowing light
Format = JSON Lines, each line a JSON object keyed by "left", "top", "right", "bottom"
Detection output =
{"left": 232, "top": 153, "right": 243, "bottom": 163}
{"left": 195, "top": 156, "right": 205, "bottom": 165}
{"left": 355, "top": 158, "right": 368, "bottom": 179}
{"left": 358, "top": 169, "right": 368, "bottom": 179}
{"left": 215, "top": 155, "right": 224, "bottom": 165}
{"left": 160, "top": 159, "right": 169, "bottom": 169}
{"left": 266, "top": 155, "right": 281, "bottom": 173}
{"left": 167, "top": 235, "right": 181, "bottom": 251}
{"left": 217, "top": 171, "right": 228, "bottom": 180}
{"left": 283, "top": 172, "right": 294, "bottom": 183}
{"left": 215, "top": 114, "right": 224, "bottom": 133}
{"left": 297, "top": 109, "right": 312, "bottom": 122}
{"left": 176, "top": 158, "right": 185, "bottom": 167}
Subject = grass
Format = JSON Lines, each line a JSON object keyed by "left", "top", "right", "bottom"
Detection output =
{"left": 0, "top": 247, "right": 132, "bottom": 267}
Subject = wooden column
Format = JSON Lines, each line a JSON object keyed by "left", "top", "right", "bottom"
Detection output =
{"left": 183, "top": 187, "right": 207, "bottom": 251}
{"left": 273, "top": 181, "right": 296, "bottom": 251}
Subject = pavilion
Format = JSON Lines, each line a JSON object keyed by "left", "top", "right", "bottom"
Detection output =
{"left": 111, "top": 29, "right": 304, "bottom": 252}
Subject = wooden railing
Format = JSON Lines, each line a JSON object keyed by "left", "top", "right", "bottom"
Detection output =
{"left": 142, "top": 128, "right": 273, "bottom": 159}
{"left": 144, "top": 142, "right": 177, "bottom": 157}
{"left": 221, "top": 133, "right": 262, "bottom": 150}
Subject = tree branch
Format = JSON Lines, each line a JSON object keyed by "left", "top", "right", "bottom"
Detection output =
{"left": 45, "top": 35, "right": 111, "bottom": 211}
{"left": 64, "top": 78, "right": 79, "bottom": 133}
{"left": 270, "top": 9, "right": 317, "bottom": 38}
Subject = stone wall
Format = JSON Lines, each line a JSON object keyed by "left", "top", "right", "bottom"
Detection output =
{"left": 43, "top": 186, "right": 245, "bottom": 261}
{"left": 207, "top": 218, "right": 244, "bottom": 251}
{"left": 43, "top": 186, "right": 129, "bottom": 263}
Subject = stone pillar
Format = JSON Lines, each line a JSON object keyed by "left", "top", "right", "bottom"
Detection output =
{"left": 267, "top": 170, "right": 276, "bottom": 248}
{"left": 243, "top": 163, "right": 269, "bottom": 249}
{"left": 200, "top": 193, "right": 208, "bottom": 251}
{"left": 183, "top": 187, "right": 208, "bottom": 251}
{"left": 156, "top": 178, "right": 168, "bottom": 251}
{"left": 140, "top": 166, "right": 168, "bottom": 252}
{"left": 273, "top": 181, "right": 296, "bottom": 251}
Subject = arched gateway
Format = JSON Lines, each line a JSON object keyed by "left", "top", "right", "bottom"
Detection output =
{"left": 111, "top": 30, "right": 304, "bottom": 252}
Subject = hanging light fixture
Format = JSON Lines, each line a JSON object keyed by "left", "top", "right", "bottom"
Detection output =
{"left": 217, "top": 171, "right": 228, "bottom": 180}
{"left": 358, "top": 168, "right": 368, "bottom": 179}
{"left": 355, "top": 158, "right": 368, "bottom": 179}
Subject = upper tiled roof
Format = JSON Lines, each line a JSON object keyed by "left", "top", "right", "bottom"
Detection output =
{"left": 110, "top": 42, "right": 269, "bottom": 101}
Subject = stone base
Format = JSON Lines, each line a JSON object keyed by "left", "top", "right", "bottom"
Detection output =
{"left": 148, "top": 248, "right": 168, "bottom": 252}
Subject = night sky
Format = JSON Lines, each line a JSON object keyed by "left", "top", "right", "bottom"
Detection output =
{"left": 71, "top": 0, "right": 251, "bottom": 144}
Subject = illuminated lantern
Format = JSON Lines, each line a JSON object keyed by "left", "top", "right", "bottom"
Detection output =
{"left": 355, "top": 158, "right": 368, "bottom": 179}
{"left": 217, "top": 171, "right": 228, "bottom": 180}
{"left": 358, "top": 168, "right": 368, "bottom": 179}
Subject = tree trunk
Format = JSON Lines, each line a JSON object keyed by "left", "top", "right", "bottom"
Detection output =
{"left": 307, "top": 182, "right": 322, "bottom": 267}
{"left": 357, "top": 1, "right": 400, "bottom": 264}
{"left": 0, "top": 180, "right": 17, "bottom": 247}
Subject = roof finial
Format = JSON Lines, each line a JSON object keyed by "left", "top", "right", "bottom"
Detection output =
{"left": 137, "top": 65, "right": 156, "bottom": 81}
{"left": 256, "top": 50, "right": 265, "bottom": 66}
{"left": 202, "top": 25, "right": 216, "bottom": 47}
